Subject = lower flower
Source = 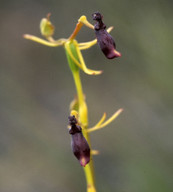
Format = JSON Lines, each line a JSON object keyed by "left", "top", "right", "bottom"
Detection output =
{"left": 69, "top": 115, "right": 90, "bottom": 167}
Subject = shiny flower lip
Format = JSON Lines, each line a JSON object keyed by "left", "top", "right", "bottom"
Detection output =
{"left": 68, "top": 115, "right": 90, "bottom": 167}
{"left": 92, "top": 12, "right": 121, "bottom": 59}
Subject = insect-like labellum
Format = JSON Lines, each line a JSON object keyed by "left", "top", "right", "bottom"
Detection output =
{"left": 92, "top": 12, "right": 121, "bottom": 59}
{"left": 68, "top": 115, "right": 90, "bottom": 167}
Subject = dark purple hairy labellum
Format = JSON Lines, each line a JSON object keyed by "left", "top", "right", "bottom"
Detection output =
{"left": 92, "top": 12, "right": 121, "bottom": 59}
{"left": 68, "top": 115, "right": 90, "bottom": 167}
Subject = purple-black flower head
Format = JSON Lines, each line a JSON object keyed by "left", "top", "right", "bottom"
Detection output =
{"left": 92, "top": 12, "right": 103, "bottom": 21}
{"left": 68, "top": 115, "right": 78, "bottom": 127}
{"left": 68, "top": 115, "right": 90, "bottom": 167}
{"left": 92, "top": 12, "right": 121, "bottom": 59}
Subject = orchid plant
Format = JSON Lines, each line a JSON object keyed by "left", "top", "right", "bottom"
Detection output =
{"left": 24, "top": 12, "right": 123, "bottom": 192}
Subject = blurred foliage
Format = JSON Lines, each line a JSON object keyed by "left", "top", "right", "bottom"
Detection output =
{"left": 0, "top": 0, "right": 173, "bottom": 192}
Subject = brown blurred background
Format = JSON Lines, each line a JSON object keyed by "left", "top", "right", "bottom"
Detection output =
{"left": 0, "top": 0, "right": 173, "bottom": 191}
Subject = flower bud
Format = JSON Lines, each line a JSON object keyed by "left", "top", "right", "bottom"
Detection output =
{"left": 92, "top": 12, "right": 121, "bottom": 59}
{"left": 40, "top": 13, "right": 54, "bottom": 37}
{"left": 68, "top": 115, "right": 90, "bottom": 167}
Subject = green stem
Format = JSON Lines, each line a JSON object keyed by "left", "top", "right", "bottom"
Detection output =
{"left": 65, "top": 40, "right": 96, "bottom": 192}
{"left": 72, "top": 70, "right": 96, "bottom": 192}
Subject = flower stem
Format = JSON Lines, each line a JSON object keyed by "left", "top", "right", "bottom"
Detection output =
{"left": 72, "top": 70, "right": 96, "bottom": 192}
{"left": 65, "top": 40, "right": 96, "bottom": 191}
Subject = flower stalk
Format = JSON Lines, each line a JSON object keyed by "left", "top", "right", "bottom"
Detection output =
{"left": 24, "top": 13, "right": 122, "bottom": 192}
{"left": 65, "top": 40, "right": 96, "bottom": 191}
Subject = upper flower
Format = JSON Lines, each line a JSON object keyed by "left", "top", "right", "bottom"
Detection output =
{"left": 24, "top": 13, "right": 121, "bottom": 75}
{"left": 92, "top": 12, "right": 121, "bottom": 59}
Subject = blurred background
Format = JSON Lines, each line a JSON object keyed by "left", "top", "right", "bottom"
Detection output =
{"left": 0, "top": 0, "right": 173, "bottom": 191}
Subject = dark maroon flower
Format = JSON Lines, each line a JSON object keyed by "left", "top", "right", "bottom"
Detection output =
{"left": 92, "top": 12, "right": 121, "bottom": 59}
{"left": 68, "top": 115, "right": 90, "bottom": 167}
